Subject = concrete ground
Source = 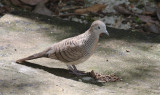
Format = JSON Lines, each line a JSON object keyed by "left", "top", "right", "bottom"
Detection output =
{"left": 0, "top": 11, "right": 160, "bottom": 95}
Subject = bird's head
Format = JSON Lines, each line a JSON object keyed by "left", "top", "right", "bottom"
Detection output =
{"left": 89, "top": 20, "right": 109, "bottom": 36}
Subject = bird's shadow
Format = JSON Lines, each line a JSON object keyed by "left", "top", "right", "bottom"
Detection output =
{"left": 17, "top": 61, "right": 104, "bottom": 86}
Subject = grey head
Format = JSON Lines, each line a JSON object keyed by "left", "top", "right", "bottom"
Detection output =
{"left": 89, "top": 20, "right": 109, "bottom": 36}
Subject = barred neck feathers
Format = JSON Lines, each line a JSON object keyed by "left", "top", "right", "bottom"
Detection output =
{"left": 81, "top": 30, "right": 99, "bottom": 54}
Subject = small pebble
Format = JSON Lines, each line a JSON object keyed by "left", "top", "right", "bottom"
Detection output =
{"left": 126, "top": 50, "right": 130, "bottom": 52}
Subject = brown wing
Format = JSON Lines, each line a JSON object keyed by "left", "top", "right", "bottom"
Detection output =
{"left": 47, "top": 39, "right": 84, "bottom": 63}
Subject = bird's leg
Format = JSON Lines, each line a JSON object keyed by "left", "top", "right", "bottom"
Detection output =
{"left": 67, "top": 65, "right": 87, "bottom": 76}
{"left": 72, "top": 65, "right": 78, "bottom": 71}
{"left": 67, "top": 65, "right": 74, "bottom": 71}
{"left": 72, "top": 65, "right": 88, "bottom": 75}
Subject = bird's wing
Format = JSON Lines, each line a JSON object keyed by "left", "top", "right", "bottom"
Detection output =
{"left": 47, "top": 38, "right": 85, "bottom": 62}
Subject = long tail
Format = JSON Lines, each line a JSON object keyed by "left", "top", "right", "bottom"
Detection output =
{"left": 16, "top": 48, "right": 50, "bottom": 63}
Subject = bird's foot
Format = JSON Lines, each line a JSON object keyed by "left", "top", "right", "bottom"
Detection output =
{"left": 67, "top": 65, "right": 88, "bottom": 76}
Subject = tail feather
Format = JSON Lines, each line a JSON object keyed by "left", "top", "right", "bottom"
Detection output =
{"left": 16, "top": 48, "right": 50, "bottom": 63}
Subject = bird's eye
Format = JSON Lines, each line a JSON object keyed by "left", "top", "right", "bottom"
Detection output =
{"left": 98, "top": 26, "right": 100, "bottom": 29}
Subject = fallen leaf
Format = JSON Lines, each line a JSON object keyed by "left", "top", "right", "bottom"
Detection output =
{"left": 33, "top": 0, "right": 53, "bottom": 16}
{"left": 157, "top": 8, "right": 160, "bottom": 21}
{"left": 128, "top": 0, "right": 138, "bottom": 3}
{"left": 138, "top": 15, "right": 154, "bottom": 23}
{"left": 143, "top": 6, "right": 156, "bottom": 15}
{"left": 10, "top": 0, "right": 21, "bottom": 5}
{"left": 10, "top": 0, "right": 34, "bottom": 10}
{"left": 144, "top": 23, "right": 160, "bottom": 34}
{"left": 0, "top": 6, "right": 11, "bottom": 14}
{"left": 74, "top": 4, "right": 107, "bottom": 14}
{"left": 129, "top": 4, "right": 134, "bottom": 8}
{"left": 21, "top": 0, "right": 46, "bottom": 5}
{"left": 114, "top": 4, "right": 133, "bottom": 15}
{"left": 158, "top": 2, "right": 160, "bottom": 8}
{"left": 0, "top": 7, "right": 6, "bottom": 14}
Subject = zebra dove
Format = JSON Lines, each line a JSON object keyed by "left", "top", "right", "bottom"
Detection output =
{"left": 16, "top": 20, "right": 109, "bottom": 75}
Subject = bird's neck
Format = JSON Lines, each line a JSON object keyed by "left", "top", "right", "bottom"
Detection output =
{"left": 86, "top": 30, "right": 100, "bottom": 41}
{"left": 83, "top": 30, "right": 100, "bottom": 52}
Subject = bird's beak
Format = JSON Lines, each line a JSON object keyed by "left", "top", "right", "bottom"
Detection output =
{"left": 105, "top": 30, "right": 109, "bottom": 36}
